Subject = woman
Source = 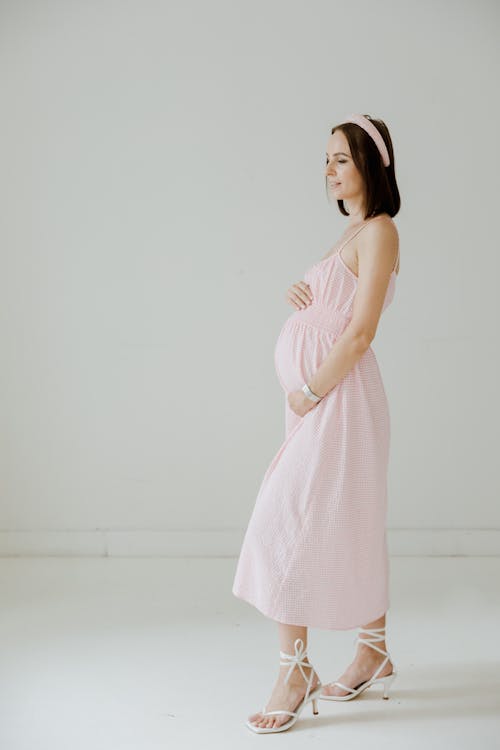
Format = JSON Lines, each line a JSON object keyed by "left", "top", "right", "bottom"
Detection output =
{"left": 232, "top": 113, "right": 401, "bottom": 734}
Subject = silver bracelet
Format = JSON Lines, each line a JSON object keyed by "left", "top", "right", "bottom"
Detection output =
{"left": 302, "top": 383, "right": 322, "bottom": 403}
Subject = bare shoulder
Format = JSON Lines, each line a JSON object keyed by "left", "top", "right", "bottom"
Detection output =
{"left": 365, "top": 213, "right": 398, "bottom": 243}
{"left": 357, "top": 214, "right": 399, "bottom": 274}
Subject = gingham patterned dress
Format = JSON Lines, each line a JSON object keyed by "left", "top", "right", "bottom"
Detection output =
{"left": 232, "top": 218, "right": 399, "bottom": 630}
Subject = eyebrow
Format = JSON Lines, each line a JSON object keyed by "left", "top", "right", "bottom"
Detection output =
{"left": 326, "top": 152, "right": 350, "bottom": 157}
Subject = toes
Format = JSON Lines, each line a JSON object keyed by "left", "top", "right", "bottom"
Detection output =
{"left": 248, "top": 712, "right": 263, "bottom": 726}
{"left": 248, "top": 710, "right": 289, "bottom": 730}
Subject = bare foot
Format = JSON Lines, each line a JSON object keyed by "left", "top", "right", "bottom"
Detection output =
{"left": 321, "top": 652, "right": 393, "bottom": 698}
{"left": 248, "top": 660, "right": 321, "bottom": 730}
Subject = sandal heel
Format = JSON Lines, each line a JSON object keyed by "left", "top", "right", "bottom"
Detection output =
{"left": 381, "top": 670, "right": 397, "bottom": 699}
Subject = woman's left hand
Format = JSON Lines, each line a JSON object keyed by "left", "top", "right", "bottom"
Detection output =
{"left": 287, "top": 389, "right": 319, "bottom": 417}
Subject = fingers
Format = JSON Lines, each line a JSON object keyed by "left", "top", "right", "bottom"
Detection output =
{"left": 286, "top": 281, "right": 314, "bottom": 310}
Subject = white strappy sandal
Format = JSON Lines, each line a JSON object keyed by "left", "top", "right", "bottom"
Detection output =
{"left": 246, "top": 638, "right": 323, "bottom": 733}
{"left": 320, "top": 625, "right": 397, "bottom": 701}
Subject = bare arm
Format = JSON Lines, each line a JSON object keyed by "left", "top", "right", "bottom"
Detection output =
{"left": 307, "top": 220, "right": 399, "bottom": 398}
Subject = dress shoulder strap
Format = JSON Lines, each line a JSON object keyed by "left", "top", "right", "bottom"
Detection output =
{"left": 392, "top": 241, "right": 400, "bottom": 274}
{"left": 337, "top": 215, "right": 399, "bottom": 274}
{"left": 337, "top": 215, "right": 384, "bottom": 254}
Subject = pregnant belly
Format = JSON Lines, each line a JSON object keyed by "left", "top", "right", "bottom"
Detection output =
{"left": 274, "top": 318, "right": 338, "bottom": 394}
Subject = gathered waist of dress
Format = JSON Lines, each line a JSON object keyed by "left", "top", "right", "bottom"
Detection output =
{"left": 285, "top": 302, "right": 351, "bottom": 336}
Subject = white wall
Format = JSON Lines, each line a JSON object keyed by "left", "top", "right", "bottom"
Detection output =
{"left": 0, "top": 0, "right": 498, "bottom": 556}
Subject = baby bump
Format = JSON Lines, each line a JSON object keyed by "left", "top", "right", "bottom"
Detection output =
{"left": 274, "top": 319, "right": 336, "bottom": 394}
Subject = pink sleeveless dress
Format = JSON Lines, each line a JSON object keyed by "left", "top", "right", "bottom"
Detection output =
{"left": 232, "top": 218, "right": 399, "bottom": 630}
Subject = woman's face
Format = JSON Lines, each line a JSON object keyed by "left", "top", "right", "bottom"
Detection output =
{"left": 325, "top": 130, "right": 365, "bottom": 207}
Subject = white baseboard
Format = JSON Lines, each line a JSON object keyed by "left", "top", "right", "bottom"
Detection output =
{"left": 0, "top": 528, "right": 498, "bottom": 557}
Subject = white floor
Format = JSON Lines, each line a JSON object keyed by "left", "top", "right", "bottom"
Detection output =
{"left": 0, "top": 556, "right": 499, "bottom": 749}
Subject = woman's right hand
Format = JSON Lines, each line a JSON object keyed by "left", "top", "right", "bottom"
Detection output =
{"left": 286, "top": 281, "right": 314, "bottom": 310}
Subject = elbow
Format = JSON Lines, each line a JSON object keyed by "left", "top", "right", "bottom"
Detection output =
{"left": 351, "top": 329, "right": 374, "bottom": 353}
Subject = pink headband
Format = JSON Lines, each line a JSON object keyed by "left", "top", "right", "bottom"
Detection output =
{"left": 341, "top": 113, "right": 390, "bottom": 167}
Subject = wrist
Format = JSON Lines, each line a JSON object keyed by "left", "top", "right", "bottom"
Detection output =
{"left": 302, "top": 383, "right": 323, "bottom": 403}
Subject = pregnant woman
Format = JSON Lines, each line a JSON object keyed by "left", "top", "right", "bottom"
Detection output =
{"left": 232, "top": 113, "right": 401, "bottom": 734}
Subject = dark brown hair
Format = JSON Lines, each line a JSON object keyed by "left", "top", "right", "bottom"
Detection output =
{"left": 326, "top": 114, "right": 400, "bottom": 219}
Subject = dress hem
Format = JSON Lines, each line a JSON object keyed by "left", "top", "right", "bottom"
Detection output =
{"left": 232, "top": 587, "right": 390, "bottom": 631}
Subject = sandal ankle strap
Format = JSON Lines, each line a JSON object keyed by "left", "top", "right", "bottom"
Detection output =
{"left": 279, "top": 638, "right": 316, "bottom": 690}
{"left": 355, "top": 626, "right": 388, "bottom": 658}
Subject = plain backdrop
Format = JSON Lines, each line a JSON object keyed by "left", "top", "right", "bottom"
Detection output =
{"left": 0, "top": 0, "right": 499, "bottom": 557}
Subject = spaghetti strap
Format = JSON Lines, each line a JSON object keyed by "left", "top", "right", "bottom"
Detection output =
{"left": 336, "top": 215, "right": 398, "bottom": 275}
{"left": 392, "top": 241, "right": 400, "bottom": 274}
{"left": 336, "top": 215, "right": 385, "bottom": 255}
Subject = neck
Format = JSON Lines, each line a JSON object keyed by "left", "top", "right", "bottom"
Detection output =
{"left": 344, "top": 198, "right": 367, "bottom": 225}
